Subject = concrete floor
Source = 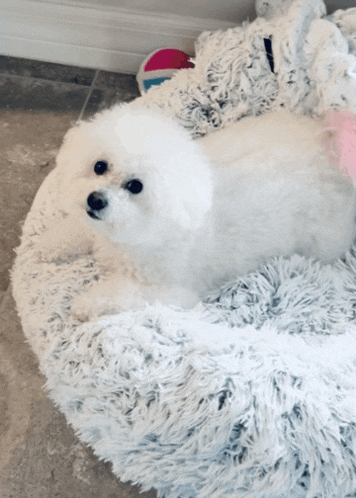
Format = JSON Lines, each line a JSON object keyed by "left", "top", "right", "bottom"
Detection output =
{"left": 0, "top": 55, "right": 156, "bottom": 498}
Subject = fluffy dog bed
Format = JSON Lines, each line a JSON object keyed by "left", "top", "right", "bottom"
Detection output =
{"left": 11, "top": 1, "right": 356, "bottom": 497}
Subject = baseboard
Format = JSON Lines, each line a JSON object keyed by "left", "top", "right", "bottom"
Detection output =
{"left": 0, "top": 0, "right": 237, "bottom": 74}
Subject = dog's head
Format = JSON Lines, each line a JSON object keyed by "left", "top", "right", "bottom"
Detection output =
{"left": 55, "top": 105, "right": 213, "bottom": 246}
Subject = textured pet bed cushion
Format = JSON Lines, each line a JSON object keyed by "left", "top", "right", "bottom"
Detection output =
{"left": 11, "top": 1, "right": 356, "bottom": 497}
{"left": 12, "top": 156, "right": 356, "bottom": 498}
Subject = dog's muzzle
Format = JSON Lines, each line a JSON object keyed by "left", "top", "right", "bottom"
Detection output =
{"left": 87, "top": 191, "right": 108, "bottom": 220}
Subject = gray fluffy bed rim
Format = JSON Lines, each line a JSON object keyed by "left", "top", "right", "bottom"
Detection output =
{"left": 11, "top": 1, "right": 356, "bottom": 497}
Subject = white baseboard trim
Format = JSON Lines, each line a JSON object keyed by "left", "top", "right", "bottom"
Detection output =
{"left": 0, "top": 0, "right": 237, "bottom": 74}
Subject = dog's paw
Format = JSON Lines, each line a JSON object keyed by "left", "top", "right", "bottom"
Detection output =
{"left": 35, "top": 218, "right": 93, "bottom": 263}
{"left": 160, "top": 286, "right": 200, "bottom": 309}
{"left": 36, "top": 238, "right": 92, "bottom": 264}
{"left": 35, "top": 245, "right": 66, "bottom": 263}
{"left": 70, "top": 279, "right": 200, "bottom": 323}
{"left": 70, "top": 290, "right": 126, "bottom": 322}
{"left": 71, "top": 295, "right": 108, "bottom": 322}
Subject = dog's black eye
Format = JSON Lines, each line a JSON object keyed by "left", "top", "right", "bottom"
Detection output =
{"left": 124, "top": 179, "right": 143, "bottom": 194}
{"left": 94, "top": 160, "right": 108, "bottom": 175}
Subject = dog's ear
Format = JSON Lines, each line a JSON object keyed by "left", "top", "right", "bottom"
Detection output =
{"left": 163, "top": 146, "right": 213, "bottom": 231}
{"left": 167, "top": 179, "right": 212, "bottom": 230}
{"left": 53, "top": 122, "right": 92, "bottom": 215}
{"left": 55, "top": 122, "right": 85, "bottom": 171}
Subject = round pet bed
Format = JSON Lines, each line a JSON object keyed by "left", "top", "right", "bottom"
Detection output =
{"left": 11, "top": 1, "right": 356, "bottom": 497}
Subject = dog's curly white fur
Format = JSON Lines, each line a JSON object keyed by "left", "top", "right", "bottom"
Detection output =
{"left": 39, "top": 105, "right": 356, "bottom": 320}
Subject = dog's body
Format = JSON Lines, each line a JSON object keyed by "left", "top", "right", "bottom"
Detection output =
{"left": 40, "top": 106, "right": 356, "bottom": 319}
{"left": 199, "top": 111, "right": 356, "bottom": 285}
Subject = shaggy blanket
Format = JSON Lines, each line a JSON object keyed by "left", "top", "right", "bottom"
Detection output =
{"left": 132, "top": 0, "right": 356, "bottom": 137}
{"left": 11, "top": 1, "right": 356, "bottom": 497}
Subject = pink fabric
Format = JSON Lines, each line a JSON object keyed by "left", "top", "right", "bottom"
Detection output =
{"left": 323, "top": 111, "right": 356, "bottom": 181}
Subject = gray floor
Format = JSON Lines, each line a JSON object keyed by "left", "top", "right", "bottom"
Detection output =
{"left": 0, "top": 55, "right": 156, "bottom": 498}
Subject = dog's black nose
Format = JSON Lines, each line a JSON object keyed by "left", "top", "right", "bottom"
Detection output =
{"left": 87, "top": 191, "right": 108, "bottom": 211}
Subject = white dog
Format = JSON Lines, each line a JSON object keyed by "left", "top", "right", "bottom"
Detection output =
{"left": 39, "top": 105, "right": 356, "bottom": 320}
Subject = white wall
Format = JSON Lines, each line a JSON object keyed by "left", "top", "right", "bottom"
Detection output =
{"left": 1, "top": 0, "right": 353, "bottom": 74}
{"left": 61, "top": 0, "right": 354, "bottom": 19}
{"left": 0, "top": 0, "right": 240, "bottom": 73}
{"left": 31, "top": 0, "right": 353, "bottom": 21}
{"left": 66, "top": 0, "right": 256, "bottom": 22}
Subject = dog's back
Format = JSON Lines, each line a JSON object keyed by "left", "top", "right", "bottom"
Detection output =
{"left": 196, "top": 110, "right": 356, "bottom": 291}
